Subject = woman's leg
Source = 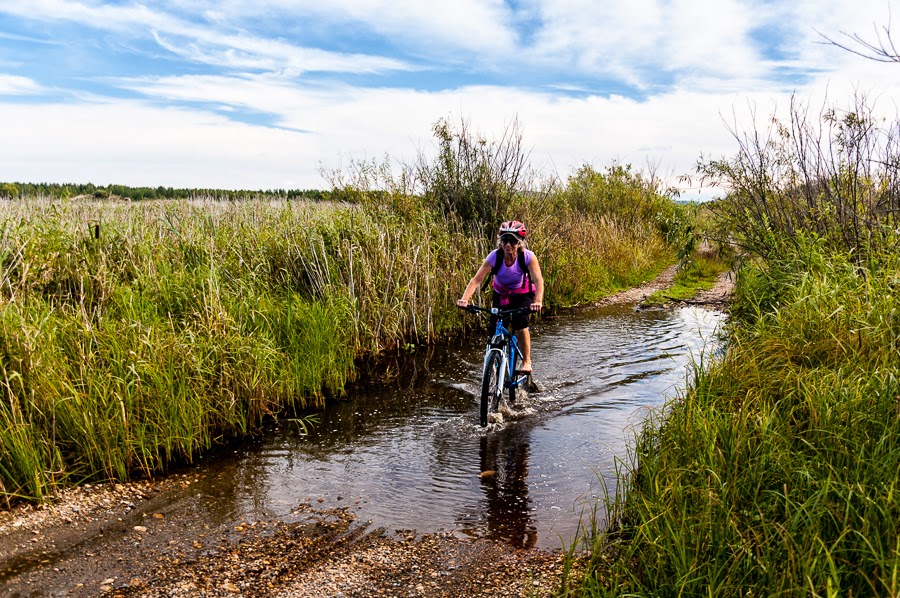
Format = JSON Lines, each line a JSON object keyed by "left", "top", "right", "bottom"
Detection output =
{"left": 517, "top": 327, "right": 532, "bottom": 372}
{"left": 512, "top": 292, "right": 534, "bottom": 372}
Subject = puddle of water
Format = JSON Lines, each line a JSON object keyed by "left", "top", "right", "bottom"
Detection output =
{"left": 188, "top": 304, "right": 725, "bottom": 550}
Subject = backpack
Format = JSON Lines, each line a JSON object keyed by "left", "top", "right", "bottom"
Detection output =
{"left": 481, "top": 249, "right": 532, "bottom": 293}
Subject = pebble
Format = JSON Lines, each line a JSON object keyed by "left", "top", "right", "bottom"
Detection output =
{"left": 1, "top": 477, "right": 571, "bottom": 596}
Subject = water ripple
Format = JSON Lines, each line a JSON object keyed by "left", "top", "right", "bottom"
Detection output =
{"left": 192, "top": 305, "right": 725, "bottom": 549}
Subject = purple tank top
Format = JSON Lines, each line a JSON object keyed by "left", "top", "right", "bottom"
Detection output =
{"left": 489, "top": 249, "right": 534, "bottom": 295}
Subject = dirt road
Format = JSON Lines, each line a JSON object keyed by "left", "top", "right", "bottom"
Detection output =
{"left": 0, "top": 467, "right": 569, "bottom": 597}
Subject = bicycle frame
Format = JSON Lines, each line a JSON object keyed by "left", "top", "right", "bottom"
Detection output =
{"left": 461, "top": 304, "right": 532, "bottom": 426}
{"left": 483, "top": 314, "right": 527, "bottom": 395}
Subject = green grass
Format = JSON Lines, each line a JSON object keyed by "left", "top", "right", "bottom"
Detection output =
{"left": 565, "top": 93, "right": 900, "bottom": 597}
{"left": 567, "top": 245, "right": 900, "bottom": 596}
{"left": 534, "top": 212, "right": 675, "bottom": 306}
{"left": 643, "top": 254, "right": 730, "bottom": 305}
{"left": 0, "top": 193, "right": 676, "bottom": 504}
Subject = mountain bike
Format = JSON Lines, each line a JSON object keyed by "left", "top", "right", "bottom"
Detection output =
{"left": 460, "top": 305, "right": 533, "bottom": 427}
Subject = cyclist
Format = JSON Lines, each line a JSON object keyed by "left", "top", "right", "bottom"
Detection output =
{"left": 456, "top": 220, "right": 545, "bottom": 373}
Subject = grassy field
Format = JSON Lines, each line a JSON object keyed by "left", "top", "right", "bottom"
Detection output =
{"left": 0, "top": 175, "right": 680, "bottom": 504}
{"left": 571, "top": 247, "right": 900, "bottom": 596}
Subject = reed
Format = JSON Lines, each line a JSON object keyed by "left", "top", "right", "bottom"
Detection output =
{"left": 529, "top": 212, "right": 671, "bottom": 306}
{"left": 0, "top": 183, "right": 677, "bottom": 503}
{"left": 0, "top": 199, "right": 363, "bottom": 500}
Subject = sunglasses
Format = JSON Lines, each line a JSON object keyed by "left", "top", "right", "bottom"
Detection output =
{"left": 500, "top": 236, "right": 519, "bottom": 245}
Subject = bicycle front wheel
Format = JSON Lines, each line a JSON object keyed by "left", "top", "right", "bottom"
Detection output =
{"left": 480, "top": 351, "right": 502, "bottom": 427}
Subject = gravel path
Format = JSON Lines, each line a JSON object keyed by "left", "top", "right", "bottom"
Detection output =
{"left": 0, "top": 478, "right": 570, "bottom": 597}
{"left": 0, "top": 265, "right": 732, "bottom": 597}
{"left": 593, "top": 264, "right": 679, "bottom": 306}
{"left": 594, "top": 265, "right": 734, "bottom": 310}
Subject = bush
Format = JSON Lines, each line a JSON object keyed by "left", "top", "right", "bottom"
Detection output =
{"left": 698, "top": 93, "right": 900, "bottom": 263}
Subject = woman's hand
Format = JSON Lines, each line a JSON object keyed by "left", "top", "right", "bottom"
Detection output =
{"left": 530, "top": 300, "right": 542, "bottom": 312}
{"left": 457, "top": 298, "right": 469, "bottom": 308}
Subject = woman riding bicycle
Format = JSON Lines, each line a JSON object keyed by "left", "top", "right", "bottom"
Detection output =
{"left": 456, "top": 220, "right": 545, "bottom": 373}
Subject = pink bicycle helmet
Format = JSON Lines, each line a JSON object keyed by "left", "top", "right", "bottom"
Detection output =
{"left": 498, "top": 220, "right": 527, "bottom": 240}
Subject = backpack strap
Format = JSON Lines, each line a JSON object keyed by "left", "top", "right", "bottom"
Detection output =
{"left": 517, "top": 250, "right": 532, "bottom": 290}
{"left": 480, "top": 249, "right": 503, "bottom": 292}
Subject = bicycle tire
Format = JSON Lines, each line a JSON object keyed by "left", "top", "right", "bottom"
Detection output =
{"left": 508, "top": 342, "right": 520, "bottom": 404}
{"left": 480, "top": 351, "right": 502, "bottom": 427}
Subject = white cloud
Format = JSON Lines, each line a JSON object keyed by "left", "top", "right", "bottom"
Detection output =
{"left": 0, "top": 0, "right": 411, "bottom": 74}
{"left": 0, "top": 78, "right": 783, "bottom": 194}
{"left": 2, "top": 0, "right": 900, "bottom": 193}
{"left": 523, "top": 0, "right": 772, "bottom": 87}
{"left": 181, "top": 0, "right": 520, "bottom": 56}
{"left": 0, "top": 100, "right": 321, "bottom": 189}
{"left": 657, "top": 0, "right": 762, "bottom": 76}
{"left": 0, "top": 74, "right": 44, "bottom": 95}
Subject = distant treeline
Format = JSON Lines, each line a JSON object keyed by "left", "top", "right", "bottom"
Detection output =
{"left": 0, "top": 181, "right": 331, "bottom": 201}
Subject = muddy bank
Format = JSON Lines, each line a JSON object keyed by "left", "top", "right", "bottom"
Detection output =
{"left": 0, "top": 472, "right": 566, "bottom": 597}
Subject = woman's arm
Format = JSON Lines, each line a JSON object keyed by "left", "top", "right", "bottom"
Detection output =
{"left": 457, "top": 259, "right": 493, "bottom": 307}
{"left": 529, "top": 254, "right": 545, "bottom": 311}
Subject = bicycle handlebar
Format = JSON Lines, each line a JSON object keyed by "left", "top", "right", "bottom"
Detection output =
{"left": 457, "top": 304, "right": 534, "bottom": 317}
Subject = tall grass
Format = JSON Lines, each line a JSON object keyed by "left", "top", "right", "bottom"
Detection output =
{"left": 574, "top": 246, "right": 900, "bottom": 596}
{"left": 0, "top": 199, "right": 365, "bottom": 502}
{"left": 0, "top": 178, "right": 675, "bottom": 503}
{"left": 570, "top": 94, "right": 900, "bottom": 596}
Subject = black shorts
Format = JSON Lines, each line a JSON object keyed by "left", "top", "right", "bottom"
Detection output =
{"left": 491, "top": 291, "right": 534, "bottom": 331}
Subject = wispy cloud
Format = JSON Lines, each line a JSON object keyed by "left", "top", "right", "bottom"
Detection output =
{"left": 0, "top": 30, "right": 61, "bottom": 44}
{"left": 0, "top": 74, "right": 44, "bottom": 95}
{"left": 0, "top": 0, "right": 412, "bottom": 74}
{"left": 177, "top": 0, "right": 521, "bottom": 56}
{"left": 522, "top": 0, "right": 771, "bottom": 88}
{"left": 148, "top": 31, "right": 409, "bottom": 74}
{"left": 0, "top": 0, "right": 897, "bottom": 190}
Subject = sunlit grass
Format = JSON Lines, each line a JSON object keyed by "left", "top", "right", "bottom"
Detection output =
{"left": 643, "top": 254, "right": 730, "bottom": 304}
{"left": 0, "top": 195, "right": 675, "bottom": 503}
{"left": 568, "top": 246, "right": 900, "bottom": 596}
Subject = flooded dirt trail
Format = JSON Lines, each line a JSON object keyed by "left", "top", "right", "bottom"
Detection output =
{"left": 179, "top": 304, "right": 723, "bottom": 550}
{"left": 0, "top": 271, "right": 730, "bottom": 597}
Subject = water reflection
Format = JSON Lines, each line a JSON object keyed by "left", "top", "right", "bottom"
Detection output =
{"left": 475, "top": 427, "right": 536, "bottom": 548}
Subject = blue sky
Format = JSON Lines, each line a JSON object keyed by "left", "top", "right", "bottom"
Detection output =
{"left": 0, "top": 0, "right": 897, "bottom": 194}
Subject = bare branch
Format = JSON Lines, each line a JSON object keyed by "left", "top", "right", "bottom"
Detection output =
{"left": 816, "top": 7, "right": 900, "bottom": 62}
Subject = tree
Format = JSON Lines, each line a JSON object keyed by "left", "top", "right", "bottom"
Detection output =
{"left": 417, "top": 115, "right": 532, "bottom": 235}
{"left": 1, "top": 183, "right": 18, "bottom": 198}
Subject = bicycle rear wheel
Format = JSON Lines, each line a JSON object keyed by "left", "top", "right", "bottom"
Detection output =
{"left": 480, "top": 351, "right": 502, "bottom": 427}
